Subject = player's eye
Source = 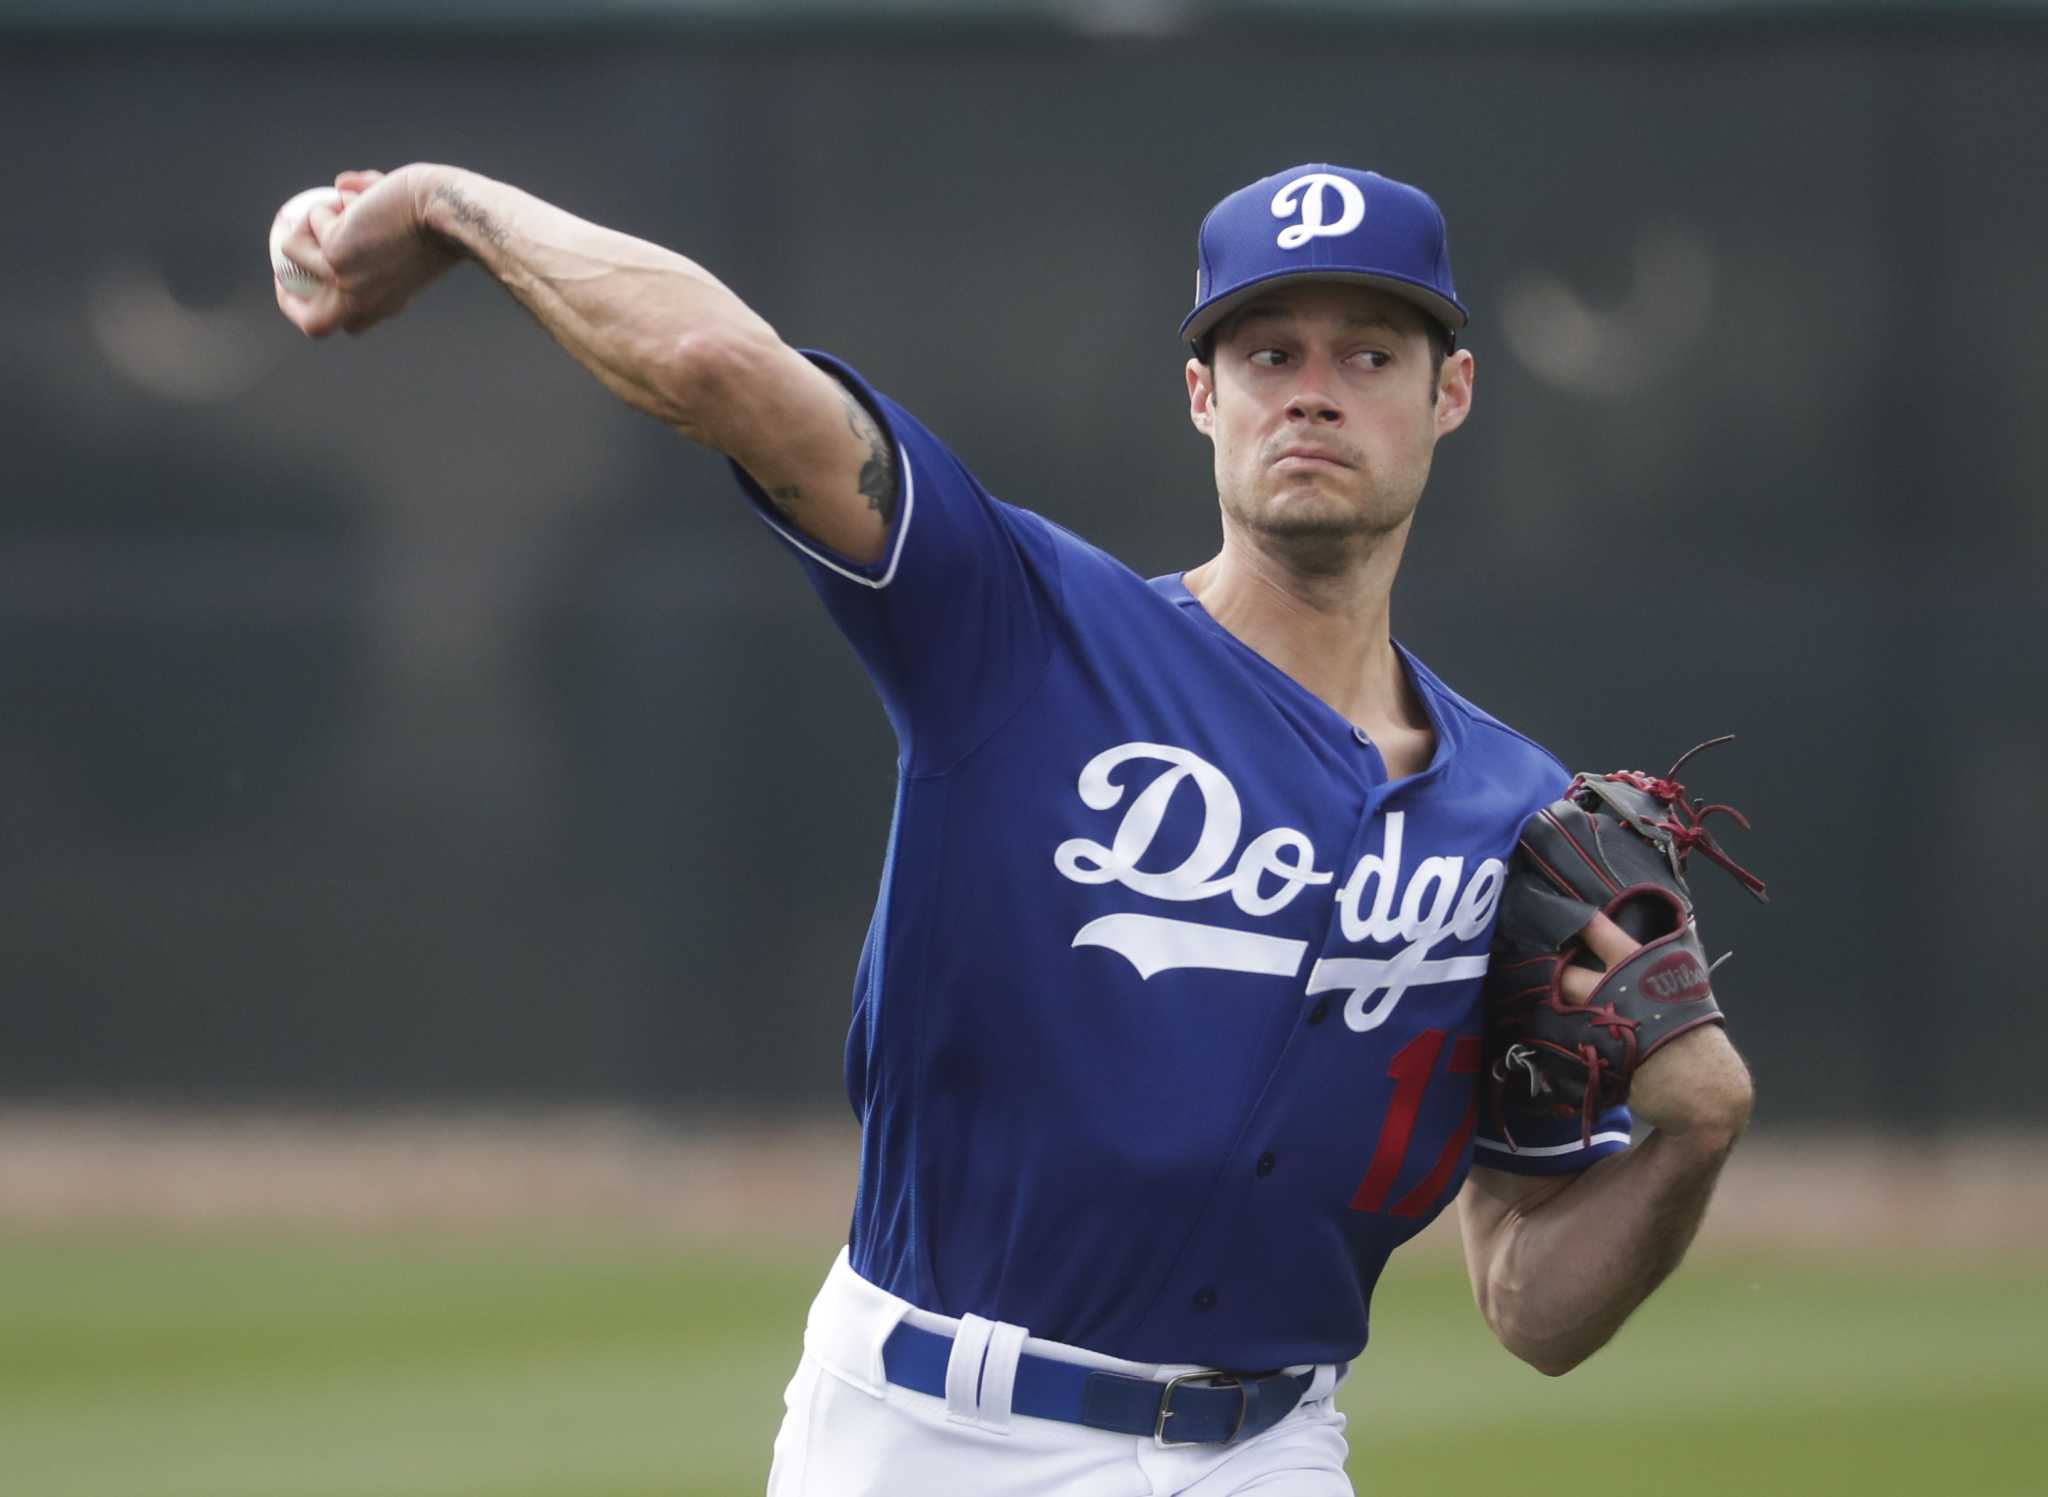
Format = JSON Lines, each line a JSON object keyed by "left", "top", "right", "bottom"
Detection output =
{"left": 1352, "top": 350, "right": 1392, "bottom": 370}
{"left": 1250, "top": 349, "right": 1290, "bottom": 367}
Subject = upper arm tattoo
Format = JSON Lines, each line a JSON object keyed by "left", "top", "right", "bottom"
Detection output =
{"left": 839, "top": 386, "right": 899, "bottom": 526}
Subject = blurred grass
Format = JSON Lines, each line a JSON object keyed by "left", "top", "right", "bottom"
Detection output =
{"left": 0, "top": 1231, "right": 2041, "bottom": 1496}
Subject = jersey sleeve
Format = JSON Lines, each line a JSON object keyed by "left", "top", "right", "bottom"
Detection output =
{"left": 1471, "top": 1098, "right": 1633, "bottom": 1176}
{"left": 728, "top": 351, "right": 1060, "bottom": 772}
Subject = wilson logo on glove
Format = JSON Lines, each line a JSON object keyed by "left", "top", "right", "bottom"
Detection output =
{"left": 1639, "top": 952, "right": 1711, "bottom": 1003}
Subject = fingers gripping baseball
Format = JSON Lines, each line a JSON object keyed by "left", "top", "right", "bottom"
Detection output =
{"left": 270, "top": 166, "right": 458, "bottom": 339}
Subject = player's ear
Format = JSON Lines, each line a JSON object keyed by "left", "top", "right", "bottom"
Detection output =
{"left": 1434, "top": 347, "right": 1474, "bottom": 438}
{"left": 1186, "top": 357, "right": 1216, "bottom": 437}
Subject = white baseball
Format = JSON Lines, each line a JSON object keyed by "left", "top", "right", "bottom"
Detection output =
{"left": 269, "top": 186, "right": 342, "bottom": 300}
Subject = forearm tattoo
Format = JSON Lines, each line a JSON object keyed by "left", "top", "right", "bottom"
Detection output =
{"left": 430, "top": 182, "right": 510, "bottom": 253}
{"left": 841, "top": 386, "right": 899, "bottom": 525}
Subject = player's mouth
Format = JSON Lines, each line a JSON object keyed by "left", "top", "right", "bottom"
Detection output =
{"left": 1271, "top": 445, "right": 1354, "bottom": 471}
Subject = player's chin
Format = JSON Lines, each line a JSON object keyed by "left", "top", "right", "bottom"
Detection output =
{"left": 1249, "top": 487, "right": 1388, "bottom": 540}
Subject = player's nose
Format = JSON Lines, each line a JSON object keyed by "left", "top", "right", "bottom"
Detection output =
{"left": 1283, "top": 355, "right": 1344, "bottom": 425}
{"left": 1284, "top": 386, "right": 1344, "bottom": 425}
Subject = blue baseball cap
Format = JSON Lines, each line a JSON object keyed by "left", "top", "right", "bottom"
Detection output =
{"left": 1181, "top": 164, "right": 1468, "bottom": 354}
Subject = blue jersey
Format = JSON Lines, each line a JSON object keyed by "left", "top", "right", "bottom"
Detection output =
{"left": 730, "top": 354, "right": 1631, "bottom": 1370}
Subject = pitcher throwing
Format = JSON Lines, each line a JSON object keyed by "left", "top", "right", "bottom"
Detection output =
{"left": 274, "top": 161, "right": 1758, "bottom": 1495}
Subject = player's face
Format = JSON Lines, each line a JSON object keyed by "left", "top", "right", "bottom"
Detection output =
{"left": 1186, "top": 283, "right": 1473, "bottom": 560}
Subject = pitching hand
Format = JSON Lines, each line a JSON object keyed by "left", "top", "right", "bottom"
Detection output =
{"left": 273, "top": 166, "right": 461, "bottom": 339}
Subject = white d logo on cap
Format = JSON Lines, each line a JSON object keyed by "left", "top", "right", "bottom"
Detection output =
{"left": 1271, "top": 172, "right": 1366, "bottom": 250}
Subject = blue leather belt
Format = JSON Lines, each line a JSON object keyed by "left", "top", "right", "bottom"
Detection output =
{"left": 880, "top": 1321, "right": 1316, "bottom": 1447}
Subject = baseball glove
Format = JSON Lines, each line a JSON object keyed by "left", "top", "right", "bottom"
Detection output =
{"left": 1485, "top": 736, "right": 1768, "bottom": 1147}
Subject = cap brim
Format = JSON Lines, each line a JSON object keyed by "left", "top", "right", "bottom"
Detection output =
{"left": 1181, "top": 268, "right": 1469, "bottom": 348}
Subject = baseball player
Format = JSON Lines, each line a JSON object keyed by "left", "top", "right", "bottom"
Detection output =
{"left": 275, "top": 161, "right": 1755, "bottom": 1495}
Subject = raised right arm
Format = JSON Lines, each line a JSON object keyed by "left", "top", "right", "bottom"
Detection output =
{"left": 273, "top": 164, "right": 895, "bottom": 563}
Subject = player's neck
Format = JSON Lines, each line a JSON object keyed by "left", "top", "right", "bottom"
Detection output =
{"left": 1182, "top": 526, "right": 1429, "bottom": 741}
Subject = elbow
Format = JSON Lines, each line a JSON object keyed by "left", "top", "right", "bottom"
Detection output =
{"left": 657, "top": 325, "right": 784, "bottom": 441}
{"left": 1476, "top": 1282, "right": 1605, "bottom": 1378}
{"left": 1464, "top": 1180, "right": 1624, "bottom": 1382}
{"left": 1483, "top": 1302, "right": 1582, "bottom": 1377}
{"left": 1516, "top": 1344, "right": 1590, "bottom": 1378}
{"left": 1496, "top": 1322, "right": 1600, "bottom": 1378}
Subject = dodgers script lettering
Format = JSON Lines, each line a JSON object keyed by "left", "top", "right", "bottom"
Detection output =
{"left": 1054, "top": 743, "right": 1505, "bottom": 1031}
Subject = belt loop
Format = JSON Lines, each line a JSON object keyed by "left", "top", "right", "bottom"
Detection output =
{"left": 944, "top": 1314, "right": 996, "bottom": 1425}
{"left": 975, "top": 1321, "right": 1030, "bottom": 1433}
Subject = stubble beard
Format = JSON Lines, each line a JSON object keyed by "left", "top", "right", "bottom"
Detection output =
{"left": 1219, "top": 464, "right": 1427, "bottom": 577}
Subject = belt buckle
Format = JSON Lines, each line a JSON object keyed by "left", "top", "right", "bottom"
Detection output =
{"left": 1153, "top": 1370, "right": 1246, "bottom": 1448}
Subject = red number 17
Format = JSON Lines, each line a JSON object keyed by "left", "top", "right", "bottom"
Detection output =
{"left": 1348, "top": 1028, "right": 1482, "bottom": 1217}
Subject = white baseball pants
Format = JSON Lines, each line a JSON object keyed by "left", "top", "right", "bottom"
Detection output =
{"left": 765, "top": 1249, "right": 1353, "bottom": 1496}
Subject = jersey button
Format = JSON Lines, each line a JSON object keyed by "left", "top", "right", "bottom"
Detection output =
{"left": 1307, "top": 998, "right": 1330, "bottom": 1027}
{"left": 1352, "top": 725, "right": 1372, "bottom": 747}
{"left": 1192, "top": 1287, "right": 1218, "bottom": 1310}
{"left": 1256, "top": 1152, "right": 1276, "bottom": 1178}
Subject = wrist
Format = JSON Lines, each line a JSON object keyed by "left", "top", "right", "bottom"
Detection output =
{"left": 1649, "top": 1116, "right": 1745, "bottom": 1162}
{"left": 1629, "top": 1024, "right": 1753, "bottom": 1144}
{"left": 412, "top": 164, "right": 479, "bottom": 255}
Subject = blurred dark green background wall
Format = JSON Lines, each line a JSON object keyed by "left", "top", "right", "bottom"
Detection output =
{"left": 2, "top": 4, "right": 2042, "bottom": 1126}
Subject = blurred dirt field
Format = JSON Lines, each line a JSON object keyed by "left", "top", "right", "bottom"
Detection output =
{"left": 4, "top": 1110, "right": 2044, "bottom": 1497}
